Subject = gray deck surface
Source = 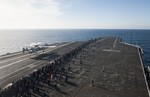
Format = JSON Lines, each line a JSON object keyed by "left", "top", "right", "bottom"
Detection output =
{"left": 0, "top": 37, "right": 149, "bottom": 97}
{"left": 0, "top": 42, "right": 82, "bottom": 88}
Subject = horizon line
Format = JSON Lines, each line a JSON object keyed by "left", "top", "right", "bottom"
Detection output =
{"left": 0, "top": 28, "right": 150, "bottom": 30}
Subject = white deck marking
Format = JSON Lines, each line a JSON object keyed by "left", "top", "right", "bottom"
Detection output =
{"left": 0, "top": 54, "right": 30, "bottom": 64}
{"left": 0, "top": 52, "right": 21, "bottom": 59}
{"left": 0, "top": 58, "right": 29, "bottom": 70}
{"left": 102, "top": 49, "right": 120, "bottom": 53}
{"left": 0, "top": 64, "right": 37, "bottom": 79}
{"left": 113, "top": 37, "right": 118, "bottom": 48}
{"left": 97, "top": 37, "right": 109, "bottom": 42}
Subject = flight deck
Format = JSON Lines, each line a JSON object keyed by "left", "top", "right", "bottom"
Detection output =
{"left": 0, "top": 37, "right": 149, "bottom": 97}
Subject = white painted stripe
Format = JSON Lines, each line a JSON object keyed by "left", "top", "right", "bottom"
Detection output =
{"left": 0, "top": 64, "right": 37, "bottom": 79}
{"left": 0, "top": 52, "right": 21, "bottom": 59}
{"left": 0, "top": 58, "right": 29, "bottom": 70}
{"left": 113, "top": 37, "right": 118, "bottom": 48}
{"left": 97, "top": 37, "right": 109, "bottom": 42}
{"left": 120, "top": 42, "right": 139, "bottom": 48}
{"left": 0, "top": 66, "right": 35, "bottom": 85}
{"left": 0, "top": 54, "right": 30, "bottom": 64}
{"left": 102, "top": 49, "right": 120, "bottom": 52}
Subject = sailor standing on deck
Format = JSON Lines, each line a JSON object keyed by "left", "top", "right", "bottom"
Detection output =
{"left": 22, "top": 47, "right": 25, "bottom": 54}
{"left": 92, "top": 79, "right": 95, "bottom": 86}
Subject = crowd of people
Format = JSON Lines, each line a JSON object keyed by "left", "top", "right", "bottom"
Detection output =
{"left": 0, "top": 38, "right": 99, "bottom": 97}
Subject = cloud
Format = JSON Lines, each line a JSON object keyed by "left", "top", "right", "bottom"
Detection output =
{"left": 0, "top": 0, "right": 62, "bottom": 29}
{"left": 1, "top": 0, "right": 62, "bottom": 16}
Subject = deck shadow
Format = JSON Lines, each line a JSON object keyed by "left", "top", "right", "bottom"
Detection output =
{"left": 66, "top": 81, "right": 78, "bottom": 87}
{"left": 31, "top": 52, "right": 60, "bottom": 61}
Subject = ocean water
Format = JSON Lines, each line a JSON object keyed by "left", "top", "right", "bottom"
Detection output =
{"left": 0, "top": 29, "right": 150, "bottom": 66}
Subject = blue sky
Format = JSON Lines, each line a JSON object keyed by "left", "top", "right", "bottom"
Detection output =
{"left": 0, "top": 0, "right": 150, "bottom": 29}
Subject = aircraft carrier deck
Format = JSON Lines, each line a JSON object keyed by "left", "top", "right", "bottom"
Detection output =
{"left": 0, "top": 37, "right": 149, "bottom": 97}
